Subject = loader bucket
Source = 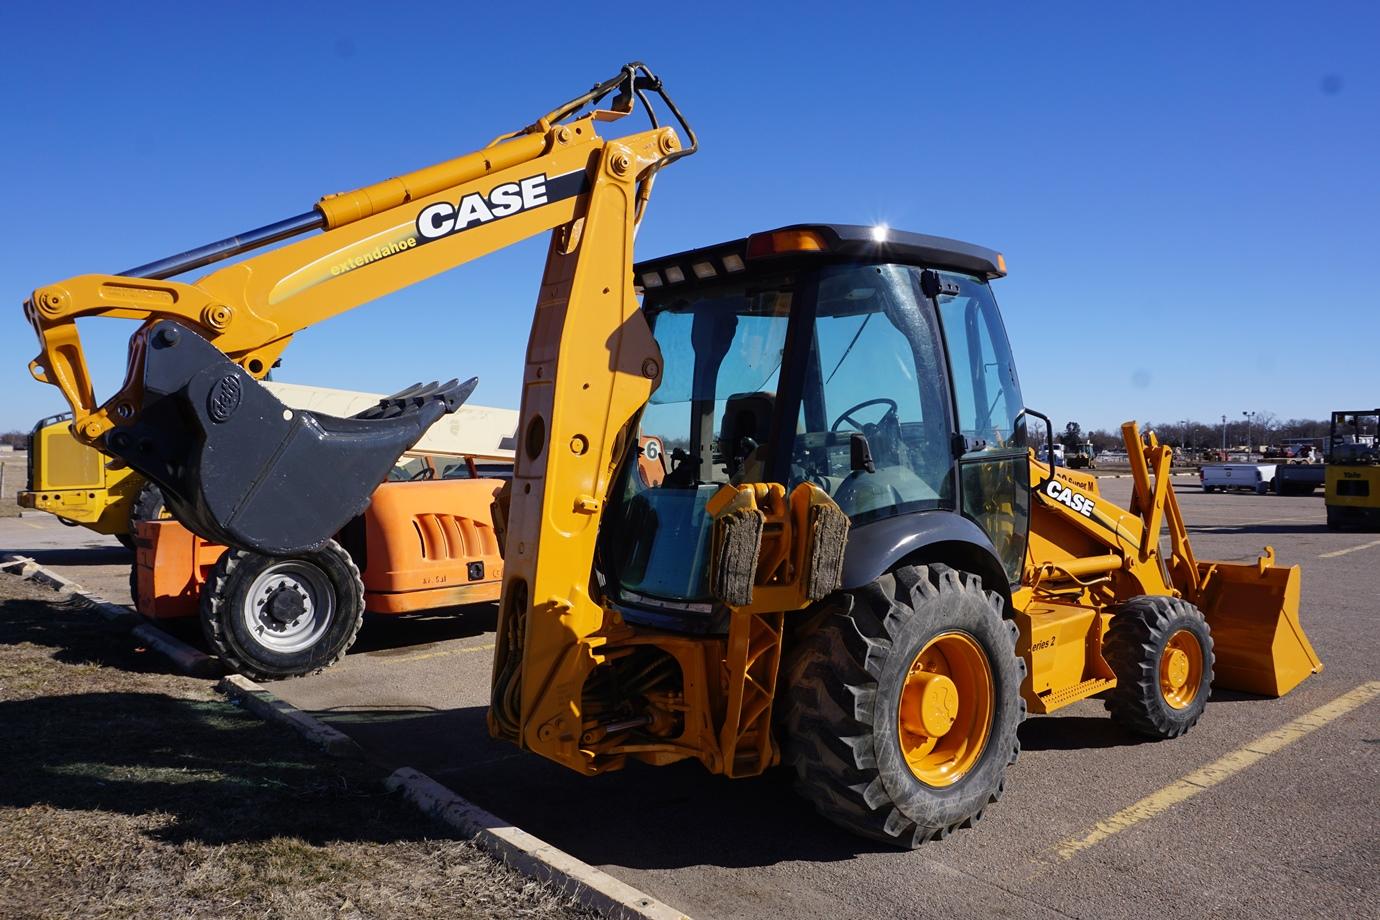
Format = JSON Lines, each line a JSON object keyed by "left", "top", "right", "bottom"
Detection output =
{"left": 1195, "top": 556, "right": 1322, "bottom": 697}
{"left": 103, "top": 320, "right": 474, "bottom": 556}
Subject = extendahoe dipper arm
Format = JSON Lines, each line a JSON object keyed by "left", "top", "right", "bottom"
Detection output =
{"left": 21, "top": 62, "right": 693, "bottom": 553}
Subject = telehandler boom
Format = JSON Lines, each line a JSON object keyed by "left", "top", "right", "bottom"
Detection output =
{"left": 22, "top": 64, "right": 1320, "bottom": 846}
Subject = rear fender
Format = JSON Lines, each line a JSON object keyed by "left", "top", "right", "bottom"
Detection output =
{"left": 841, "top": 510, "right": 1012, "bottom": 608}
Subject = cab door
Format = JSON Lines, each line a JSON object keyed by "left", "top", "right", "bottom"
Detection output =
{"left": 932, "top": 271, "right": 1029, "bottom": 585}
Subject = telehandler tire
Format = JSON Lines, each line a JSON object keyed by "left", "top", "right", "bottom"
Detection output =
{"left": 117, "top": 482, "right": 167, "bottom": 550}
{"left": 781, "top": 564, "right": 1025, "bottom": 847}
{"left": 201, "top": 539, "right": 364, "bottom": 681}
{"left": 1103, "top": 596, "right": 1214, "bottom": 739}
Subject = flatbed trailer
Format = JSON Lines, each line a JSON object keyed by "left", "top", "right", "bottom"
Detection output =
{"left": 1276, "top": 464, "right": 1325, "bottom": 496}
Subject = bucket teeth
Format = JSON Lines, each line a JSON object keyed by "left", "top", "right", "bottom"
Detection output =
{"left": 354, "top": 378, "right": 477, "bottom": 421}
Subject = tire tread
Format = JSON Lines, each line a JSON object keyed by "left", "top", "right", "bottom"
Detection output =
{"left": 1102, "top": 595, "right": 1215, "bottom": 739}
{"left": 781, "top": 564, "right": 1022, "bottom": 847}
{"left": 201, "top": 541, "right": 364, "bottom": 681}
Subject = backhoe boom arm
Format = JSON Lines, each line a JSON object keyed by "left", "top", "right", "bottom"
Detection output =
{"left": 22, "top": 63, "right": 692, "bottom": 559}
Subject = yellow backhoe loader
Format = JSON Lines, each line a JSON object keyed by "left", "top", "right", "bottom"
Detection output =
{"left": 21, "top": 63, "right": 1321, "bottom": 846}
{"left": 20, "top": 412, "right": 165, "bottom": 548}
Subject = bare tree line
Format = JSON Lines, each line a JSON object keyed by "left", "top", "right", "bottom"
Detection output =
{"left": 1074, "top": 414, "right": 1333, "bottom": 453}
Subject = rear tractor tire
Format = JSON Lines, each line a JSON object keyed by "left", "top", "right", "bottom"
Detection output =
{"left": 1103, "top": 596, "right": 1214, "bottom": 739}
{"left": 781, "top": 564, "right": 1025, "bottom": 847}
{"left": 201, "top": 539, "right": 364, "bottom": 681}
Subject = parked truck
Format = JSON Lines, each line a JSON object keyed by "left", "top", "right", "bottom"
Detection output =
{"left": 1199, "top": 462, "right": 1277, "bottom": 495}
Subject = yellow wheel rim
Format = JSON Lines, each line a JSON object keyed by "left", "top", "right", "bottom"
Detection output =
{"left": 897, "top": 631, "right": 994, "bottom": 787}
{"left": 1159, "top": 629, "right": 1204, "bottom": 710}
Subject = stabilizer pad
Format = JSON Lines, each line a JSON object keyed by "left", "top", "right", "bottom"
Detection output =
{"left": 709, "top": 504, "right": 765, "bottom": 608}
{"left": 105, "top": 320, "right": 475, "bottom": 555}
{"left": 804, "top": 500, "right": 849, "bottom": 601}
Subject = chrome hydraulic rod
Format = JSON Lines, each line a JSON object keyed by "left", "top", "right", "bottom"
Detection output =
{"left": 120, "top": 209, "right": 326, "bottom": 280}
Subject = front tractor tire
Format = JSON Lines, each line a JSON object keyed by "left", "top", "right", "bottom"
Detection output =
{"left": 201, "top": 539, "right": 364, "bottom": 681}
{"left": 781, "top": 564, "right": 1025, "bottom": 847}
{"left": 1103, "top": 596, "right": 1214, "bottom": 739}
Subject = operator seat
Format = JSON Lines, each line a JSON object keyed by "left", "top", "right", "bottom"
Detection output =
{"left": 720, "top": 391, "right": 774, "bottom": 481}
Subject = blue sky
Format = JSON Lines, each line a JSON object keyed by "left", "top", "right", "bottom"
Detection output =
{"left": 2, "top": 1, "right": 1376, "bottom": 434}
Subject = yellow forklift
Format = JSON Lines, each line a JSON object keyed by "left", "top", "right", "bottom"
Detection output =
{"left": 1326, "top": 409, "right": 1380, "bottom": 530}
{"left": 20, "top": 63, "right": 1321, "bottom": 846}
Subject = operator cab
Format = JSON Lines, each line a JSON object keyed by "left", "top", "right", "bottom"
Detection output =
{"left": 602, "top": 224, "right": 1028, "bottom": 631}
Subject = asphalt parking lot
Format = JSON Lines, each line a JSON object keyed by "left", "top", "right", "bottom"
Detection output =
{"left": 3, "top": 478, "right": 1377, "bottom": 920}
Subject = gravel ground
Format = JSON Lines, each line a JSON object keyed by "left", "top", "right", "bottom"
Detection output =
{"left": 0, "top": 572, "right": 594, "bottom": 920}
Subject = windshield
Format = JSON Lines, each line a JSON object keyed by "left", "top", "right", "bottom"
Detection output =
{"left": 600, "top": 275, "right": 795, "bottom": 614}
{"left": 1331, "top": 413, "right": 1379, "bottom": 464}
{"left": 601, "top": 261, "right": 967, "bottom": 616}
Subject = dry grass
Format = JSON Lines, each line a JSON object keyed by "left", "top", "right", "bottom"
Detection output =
{"left": 0, "top": 574, "right": 593, "bottom": 920}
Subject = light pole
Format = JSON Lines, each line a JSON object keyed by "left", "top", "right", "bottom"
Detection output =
{"left": 1221, "top": 414, "right": 1227, "bottom": 457}
{"left": 1242, "top": 410, "right": 1256, "bottom": 457}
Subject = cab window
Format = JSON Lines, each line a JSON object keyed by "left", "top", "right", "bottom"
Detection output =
{"left": 790, "top": 263, "right": 954, "bottom": 522}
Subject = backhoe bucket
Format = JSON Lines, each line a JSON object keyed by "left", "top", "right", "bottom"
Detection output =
{"left": 103, "top": 320, "right": 474, "bottom": 555}
{"left": 1195, "top": 556, "right": 1322, "bottom": 696}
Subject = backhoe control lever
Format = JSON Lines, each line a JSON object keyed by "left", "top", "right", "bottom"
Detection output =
{"left": 105, "top": 320, "right": 475, "bottom": 555}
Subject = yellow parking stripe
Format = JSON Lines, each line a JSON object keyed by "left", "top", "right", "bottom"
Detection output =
{"left": 1319, "top": 539, "right": 1380, "bottom": 559}
{"left": 1191, "top": 517, "right": 1309, "bottom": 530}
{"left": 376, "top": 642, "right": 495, "bottom": 665}
{"left": 1054, "top": 681, "right": 1380, "bottom": 861}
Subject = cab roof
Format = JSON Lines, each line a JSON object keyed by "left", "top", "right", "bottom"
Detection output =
{"left": 634, "top": 223, "right": 1006, "bottom": 293}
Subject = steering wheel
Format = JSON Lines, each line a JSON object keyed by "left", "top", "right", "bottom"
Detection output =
{"left": 831, "top": 398, "right": 899, "bottom": 432}
{"left": 408, "top": 466, "right": 435, "bottom": 481}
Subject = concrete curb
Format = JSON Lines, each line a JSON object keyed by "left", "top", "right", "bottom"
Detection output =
{"left": 218, "top": 674, "right": 363, "bottom": 758}
{"left": 0, "top": 552, "right": 219, "bottom": 678}
{"left": 385, "top": 767, "right": 691, "bottom": 920}
{"left": 214, "top": 671, "right": 688, "bottom": 920}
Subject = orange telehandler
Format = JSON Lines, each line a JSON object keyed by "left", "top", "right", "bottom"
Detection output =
{"left": 129, "top": 383, "right": 518, "bottom": 680}
{"left": 21, "top": 63, "right": 1321, "bottom": 845}
{"left": 132, "top": 472, "right": 505, "bottom": 679}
